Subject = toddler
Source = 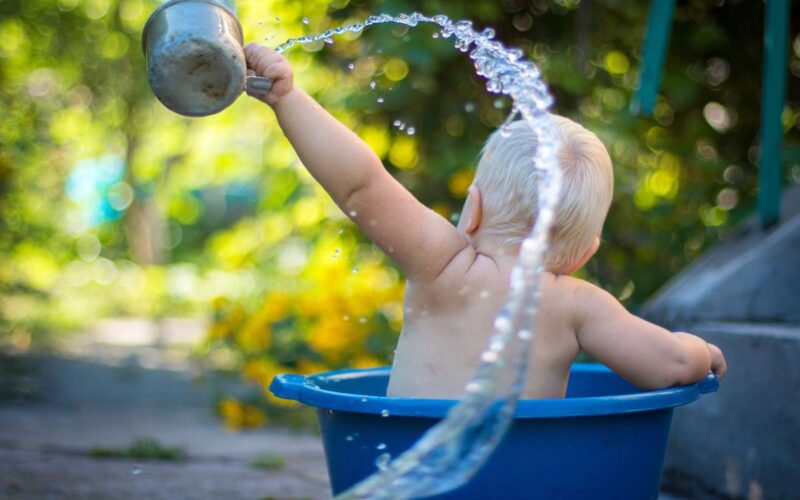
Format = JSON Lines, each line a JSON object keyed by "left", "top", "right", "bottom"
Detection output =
{"left": 244, "top": 44, "right": 727, "bottom": 399}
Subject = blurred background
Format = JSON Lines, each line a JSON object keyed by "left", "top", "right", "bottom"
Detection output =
{"left": 1, "top": 0, "right": 799, "bottom": 431}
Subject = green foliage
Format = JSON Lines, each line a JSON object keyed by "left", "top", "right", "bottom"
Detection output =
{"left": 1, "top": 0, "right": 799, "bottom": 403}
{"left": 90, "top": 437, "right": 187, "bottom": 461}
{"left": 250, "top": 453, "right": 286, "bottom": 470}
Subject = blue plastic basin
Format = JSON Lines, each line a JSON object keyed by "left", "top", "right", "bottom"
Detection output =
{"left": 270, "top": 363, "right": 718, "bottom": 499}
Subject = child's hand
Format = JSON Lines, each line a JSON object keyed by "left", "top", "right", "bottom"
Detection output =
{"left": 707, "top": 342, "right": 727, "bottom": 380}
{"left": 244, "top": 43, "right": 294, "bottom": 106}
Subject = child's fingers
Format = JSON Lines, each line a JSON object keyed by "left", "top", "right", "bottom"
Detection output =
{"left": 244, "top": 44, "right": 273, "bottom": 69}
{"left": 252, "top": 52, "right": 284, "bottom": 77}
{"left": 708, "top": 343, "right": 727, "bottom": 380}
{"left": 244, "top": 45, "right": 285, "bottom": 76}
{"left": 261, "top": 60, "right": 290, "bottom": 81}
{"left": 244, "top": 43, "right": 272, "bottom": 62}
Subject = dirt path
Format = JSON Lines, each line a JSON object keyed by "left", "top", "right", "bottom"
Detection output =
{"left": 0, "top": 319, "right": 330, "bottom": 500}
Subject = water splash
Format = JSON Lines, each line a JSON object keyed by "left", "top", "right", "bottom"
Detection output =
{"left": 277, "top": 12, "right": 561, "bottom": 500}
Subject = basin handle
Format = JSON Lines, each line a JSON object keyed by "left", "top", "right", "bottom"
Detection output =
{"left": 697, "top": 372, "right": 719, "bottom": 394}
{"left": 269, "top": 373, "right": 306, "bottom": 401}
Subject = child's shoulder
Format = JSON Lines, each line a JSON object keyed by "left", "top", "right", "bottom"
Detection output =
{"left": 543, "top": 274, "right": 627, "bottom": 333}
{"left": 542, "top": 273, "right": 592, "bottom": 294}
{"left": 541, "top": 274, "right": 611, "bottom": 316}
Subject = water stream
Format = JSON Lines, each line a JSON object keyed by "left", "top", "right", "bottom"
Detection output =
{"left": 277, "top": 13, "right": 562, "bottom": 499}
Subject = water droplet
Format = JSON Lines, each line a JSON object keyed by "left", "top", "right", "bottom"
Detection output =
{"left": 369, "top": 81, "right": 377, "bottom": 90}
{"left": 518, "top": 329, "right": 532, "bottom": 340}
{"left": 464, "top": 102, "right": 475, "bottom": 112}
{"left": 376, "top": 443, "right": 387, "bottom": 450}
{"left": 302, "top": 17, "right": 309, "bottom": 25}
{"left": 345, "top": 435, "right": 354, "bottom": 441}
{"left": 349, "top": 210, "right": 357, "bottom": 217}
{"left": 358, "top": 317, "right": 367, "bottom": 324}
{"left": 324, "top": 37, "right": 334, "bottom": 44}
{"left": 375, "top": 452, "right": 391, "bottom": 471}
{"left": 332, "top": 248, "right": 341, "bottom": 259}
{"left": 361, "top": 397, "right": 368, "bottom": 402}
{"left": 348, "top": 63, "right": 355, "bottom": 71}
{"left": 381, "top": 409, "right": 390, "bottom": 417}
{"left": 494, "top": 98, "right": 505, "bottom": 109}
{"left": 406, "top": 126, "right": 415, "bottom": 135}
{"left": 481, "top": 351, "right": 499, "bottom": 363}
{"left": 432, "top": 32, "right": 440, "bottom": 39}
{"left": 466, "top": 381, "right": 484, "bottom": 393}
{"left": 392, "top": 119, "right": 402, "bottom": 128}
{"left": 352, "top": 267, "right": 359, "bottom": 274}
{"left": 132, "top": 465, "right": 142, "bottom": 475}
{"left": 377, "top": 97, "right": 384, "bottom": 103}
{"left": 494, "top": 315, "right": 511, "bottom": 331}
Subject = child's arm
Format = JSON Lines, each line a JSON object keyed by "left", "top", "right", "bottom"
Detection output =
{"left": 570, "top": 279, "right": 727, "bottom": 389}
{"left": 244, "top": 44, "right": 469, "bottom": 283}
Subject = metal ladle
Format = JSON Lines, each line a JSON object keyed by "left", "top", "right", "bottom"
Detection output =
{"left": 142, "top": 0, "right": 272, "bottom": 117}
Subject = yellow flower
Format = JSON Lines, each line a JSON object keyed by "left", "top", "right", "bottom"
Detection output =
{"left": 308, "top": 315, "right": 358, "bottom": 362}
{"left": 208, "top": 321, "right": 231, "bottom": 340}
{"left": 242, "top": 359, "right": 272, "bottom": 385}
{"left": 261, "top": 291, "right": 291, "bottom": 321}
{"left": 217, "top": 397, "right": 266, "bottom": 431}
{"left": 296, "top": 358, "right": 330, "bottom": 376}
{"left": 242, "top": 405, "right": 267, "bottom": 428}
{"left": 211, "top": 296, "right": 230, "bottom": 310}
{"left": 237, "top": 315, "right": 271, "bottom": 352}
{"left": 351, "top": 354, "right": 384, "bottom": 369}
{"left": 265, "top": 388, "right": 299, "bottom": 408}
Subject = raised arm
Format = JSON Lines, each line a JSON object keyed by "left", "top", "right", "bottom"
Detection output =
{"left": 570, "top": 278, "right": 726, "bottom": 390}
{"left": 244, "top": 44, "right": 468, "bottom": 282}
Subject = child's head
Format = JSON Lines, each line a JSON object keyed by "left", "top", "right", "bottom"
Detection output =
{"left": 470, "top": 115, "right": 613, "bottom": 273}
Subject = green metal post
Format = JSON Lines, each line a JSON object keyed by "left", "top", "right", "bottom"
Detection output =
{"left": 631, "top": 0, "right": 675, "bottom": 116}
{"left": 758, "top": 0, "right": 790, "bottom": 228}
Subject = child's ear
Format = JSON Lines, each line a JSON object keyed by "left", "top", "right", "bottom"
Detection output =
{"left": 567, "top": 236, "right": 600, "bottom": 274}
{"left": 465, "top": 185, "right": 482, "bottom": 235}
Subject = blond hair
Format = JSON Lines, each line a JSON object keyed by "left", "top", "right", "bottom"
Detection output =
{"left": 472, "top": 115, "right": 613, "bottom": 273}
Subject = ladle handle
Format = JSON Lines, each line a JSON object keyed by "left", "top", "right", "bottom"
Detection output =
{"left": 245, "top": 76, "right": 273, "bottom": 97}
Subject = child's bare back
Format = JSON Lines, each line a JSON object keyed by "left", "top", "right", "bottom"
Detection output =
{"left": 243, "top": 44, "right": 726, "bottom": 400}
{"left": 389, "top": 254, "right": 580, "bottom": 399}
